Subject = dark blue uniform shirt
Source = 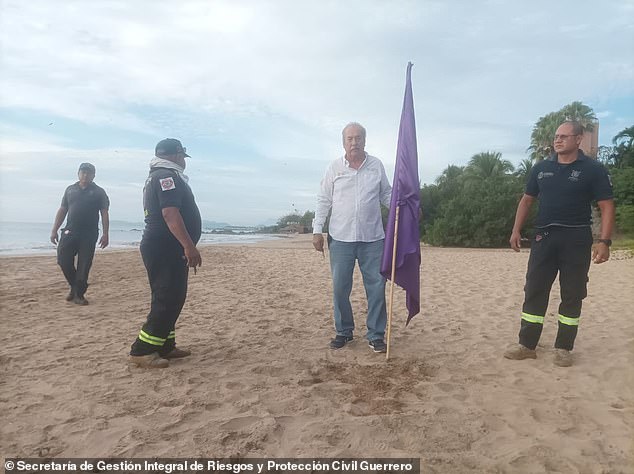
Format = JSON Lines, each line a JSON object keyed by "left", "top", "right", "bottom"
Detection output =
{"left": 61, "top": 182, "right": 109, "bottom": 235}
{"left": 525, "top": 151, "right": 613, "bottom": 228}
{"left": 142, "top": 167, "right": 202, "bottom": 247}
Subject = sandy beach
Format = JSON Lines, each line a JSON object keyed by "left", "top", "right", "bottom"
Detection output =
{"left": 1, "top": 235, "right": 632, "bottom": 473}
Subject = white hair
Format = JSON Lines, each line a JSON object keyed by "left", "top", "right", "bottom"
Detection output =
{"left": 342, "top": 122, "right": 366, "bottom": 140}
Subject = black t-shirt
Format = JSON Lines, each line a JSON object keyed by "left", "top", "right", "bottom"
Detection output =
{"left": 525, "top": 151, "right": 613, "bottom": 228}
{"left": 142, "top": 167, "right": 202, "bottom": 247}
{"left": 61, "top": 182, "right": 109, "bottom": 235}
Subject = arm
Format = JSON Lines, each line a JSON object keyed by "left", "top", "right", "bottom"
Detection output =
{"left": 312, "top": 167, "right": 334, "bottom": 252}
{"left": 379, "top": 163, "right": 392, "bottom": 207}
{"left": 98, "top": 209, "right": 110, "bottom": 249}
{"left": 162, "top": 207, "right": 202, "bottom": 269}
{"left": 50, "top": 207, "right": 68, "bottom": 244}
{"left": 592, "top": 199, "right": 615, "bottom": 264}
{"left": 509, "top": 194, "right": 536, "bottom": 251}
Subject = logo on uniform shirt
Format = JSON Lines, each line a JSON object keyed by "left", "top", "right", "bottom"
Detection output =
{"left": 538, "top": 172, "right": 554, "bottom": 179}
{"left": 568, "top": 170, "right": 582, "bottom": 182}
{"left": 608, "top": 174, "right": 613, "bottom": 187}
{"left": 159, "top": 177, "right": 176, "bottom": 191}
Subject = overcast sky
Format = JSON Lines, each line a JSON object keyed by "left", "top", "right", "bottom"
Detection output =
{"left": 1, "top": 0, "right": 633, "bottom": 226}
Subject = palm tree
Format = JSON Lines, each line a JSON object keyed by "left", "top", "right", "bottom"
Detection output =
{"left": 528, "top": 112, "right": 561, "bottom": 161}
{"left": 613, "top": 125, "right": 634, "bottom": 148}
{"left": 515, "top": 158, "right": 534, "bottom": 181}
{"left": 435, "top": 164, "right": 464, "bottom": 186}
{"left": 464, "top": 151, "right": 514, "bottom": 181}
{"left": 528, "top": 101, "right": 597, "bottom": 161}
{"left": 612, "top": 125, "right": 634, "bottom": 169}
{"left": 560, "top": 101, "right": 597, "bottom": 131}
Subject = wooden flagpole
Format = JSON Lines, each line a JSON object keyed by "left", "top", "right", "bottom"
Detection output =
{"left": 386, "top": 205, "right": 400, "bottom": 360}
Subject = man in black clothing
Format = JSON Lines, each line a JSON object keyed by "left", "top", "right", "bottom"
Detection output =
{"left": 129, "top": 138, "right": 202, "bottom": 369}
{"left": 50, "top": 163, "right": 110, "bottom": 305}
{"left": 505, "top": 121, "right": 615, "bottom": 367}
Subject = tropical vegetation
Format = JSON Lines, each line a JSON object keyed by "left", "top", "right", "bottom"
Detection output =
{"left": 274, "top": 101, "right": 633, "bottom": 245}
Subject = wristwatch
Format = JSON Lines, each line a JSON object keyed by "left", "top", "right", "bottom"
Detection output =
{"left": 597, "top": 239, "right": 612, "bottom": 247}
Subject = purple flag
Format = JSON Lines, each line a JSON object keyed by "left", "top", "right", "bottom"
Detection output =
{"left": 381, "top": 62, "right": 421, "bottom": 324}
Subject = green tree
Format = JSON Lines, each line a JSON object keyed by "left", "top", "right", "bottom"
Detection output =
{"left": 463, "top": 151, "right": 514, "bottom": 181}
{"left": 613, "top": 125, "right": 634, "bottom": 148}
{"left": 419, "top": 184, "right": 442, "bottom": 241}
{"left": 528, "top": 112, "right": 562, "bottom": 161}
{"left": 515, "top": 158, "right": 534, "bottom": 182}
{"left": 419, "top": 165, "right": 465, "bottom": 242}
{"left": 435, "top": 164, "right": 464, "bottom": 187}
{"left": 427, "top": 175, "right": 524, "bottom": 247}
{"left": 274, "top": 210, "right": 316, "bottom": 232}
{"left": 276, "top": 213, "right": 302, "bottom": 227}
{"left": 596, "top": 126, "right": 634, "bottom": 236}
{"left": 560, "top": 101, "right": 597, "bottom": 129}
{"left": 611, "top": 168, "right": 634, "bottom": 235}
{"left": 528, "top": 101, "right": 597, "bottom": 161}
{"left": 300, "top": 210, "right": 315, "bottom": 228}
{"left": 612, "top": 125, "right": 634, "bottom": 169}
{"left": 597, "top": 145, "right": 616, "bottom": 167}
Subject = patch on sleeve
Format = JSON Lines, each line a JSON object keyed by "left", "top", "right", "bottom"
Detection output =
{"left": 159, "top": 177, "right": 176, "bottom": 191}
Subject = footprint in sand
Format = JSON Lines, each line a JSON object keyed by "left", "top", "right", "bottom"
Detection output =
{"left": 298, "top": 377, "right": 323, "bottom": 387}
{"left": 344, "top": 399, "right": 371, "bottom": 417}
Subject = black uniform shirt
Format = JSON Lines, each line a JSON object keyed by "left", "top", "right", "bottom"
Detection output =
{"left": 61, "top": 182, "right": 110, "bottom": 235}
{"left": 525, "top": 151, "right": 613, "bottom": 228}
{"left": 142, "top": 167, "right": 202, "bottom": 247}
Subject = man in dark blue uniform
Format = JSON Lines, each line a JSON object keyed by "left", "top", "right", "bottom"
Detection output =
{"left": 505, "top": 121, "right": 615, "bottom": 367}
{"left": 129, "top": 138, "right": 202, "bottom": 369}
{"left": 50, "top": 163, "right": 110, "bottom": 305}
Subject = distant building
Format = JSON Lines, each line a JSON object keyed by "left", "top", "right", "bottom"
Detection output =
{"left": 580, "top": 121, "right": 599, "bottom": 158}
{"left": 280, "top": 224, "right": 308, "bottom": 234}
{"left": 580, "top": 121, "right": 601, "bottom": 237}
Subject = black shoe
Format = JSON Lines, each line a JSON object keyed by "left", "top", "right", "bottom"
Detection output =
{"left": 329, "top": 335, "right": 353, "bottom": 349}
{"left": 73, "top": 295, "right": 89, "bottom": 306}
{"left": 65, "top": 289, "right": 75, "bottom": 301}
{"left": 368, "top": 339, "right": 387, "bottom": 353}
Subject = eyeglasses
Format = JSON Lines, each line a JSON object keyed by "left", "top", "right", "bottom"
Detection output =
{"left": 554, "top": 134, "right": 579, "bottom": 141}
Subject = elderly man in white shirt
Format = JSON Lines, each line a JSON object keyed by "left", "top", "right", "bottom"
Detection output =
{"left": 313, "top": 122, "right": 392, "bottom": 353}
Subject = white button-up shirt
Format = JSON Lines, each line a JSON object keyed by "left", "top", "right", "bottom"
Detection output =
{"left": 313, "top": 154, "right": 392, "bottom": 242}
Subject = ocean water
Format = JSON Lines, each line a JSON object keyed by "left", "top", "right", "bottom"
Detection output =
{"left": 0, "top": 221, "right": 279, "bottom": 256}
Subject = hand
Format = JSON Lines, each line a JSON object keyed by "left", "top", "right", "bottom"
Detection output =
{"left": 509, "top": 230, "right": 522, "bottom": 252}
{"left": 98, "top": 234, "right": 109, "bottom": 249}
{"left": 50, "top": 232, "right": 59, "bottom": 245}
{"left": 592, "top": 242, "right": 610, "bottom": 264}
{"left": 312, "top": 234, "right": 324, "bottom": 252}
{"left": 184, "top": 246, "right": 202, "bottom": 271}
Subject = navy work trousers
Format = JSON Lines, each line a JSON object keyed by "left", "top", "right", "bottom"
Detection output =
{"left": 57, "top": 229, "right": 98, "bottom": 298}
{"left": 130, "top": 241, "right": 189, "bottom": 356}
{"left": 519, "top": 226, "right": 593, "bottom": 351}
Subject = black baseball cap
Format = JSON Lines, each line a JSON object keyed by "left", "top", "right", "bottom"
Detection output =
{"left": 78, "top": 162, "right": 96, "bottom": 173}
{"left": 155, "top": 138, "right": 190, "bottom": 157}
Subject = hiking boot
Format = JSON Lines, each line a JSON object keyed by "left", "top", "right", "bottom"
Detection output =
{"left": 554, "top": 349, "right": 573, "bottom": 367}
{"left": 329, "top": 335, "right": 353, "bottom": 349}
{"left": 65, "top": 289, "right": 75, "bottom": 301}
{"left": 129, "top": 352, "right": 169, "bottom": 369}
{"left": 162, "top": 347, "right": 192, "bottom": 359}
{"left": 73, "top": 295, "right": 89, "bottom": 306}
{"left": 503, "top": 344, "right": 537, "bottom": 360}
{"left": 368, "top": 339, "right": 387, "bottom": 353}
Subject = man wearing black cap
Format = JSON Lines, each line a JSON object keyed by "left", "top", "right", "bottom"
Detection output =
{"left": 50, "top": 163, "right": 110, "bottom": 305}
{"left": 129, "top": 138, "right": 202, "bottom": 369}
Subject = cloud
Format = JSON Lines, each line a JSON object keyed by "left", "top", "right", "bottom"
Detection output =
{"left": 1, "top": 0, "right": 633, "bottom": 225}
